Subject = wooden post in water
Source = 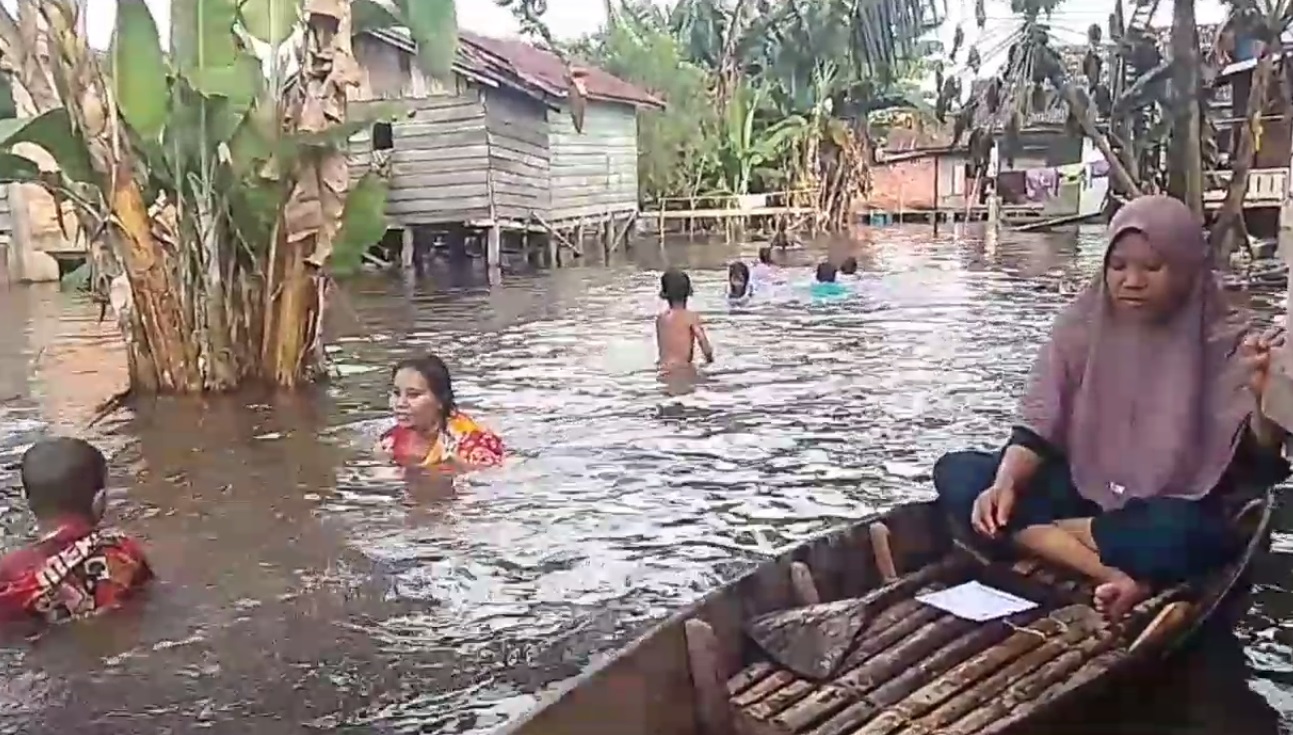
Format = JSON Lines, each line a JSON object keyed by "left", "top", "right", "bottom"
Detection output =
{"left": 933, "top": 154, "right": 941, "bottom": 234}
{"left": 486, "top": 225, "right": 501, "bottom": 284}
{"left": 602, "top": 215, "right": 613, "bottom": 259}
{"left": 400, "top": 227, "right": 414, "bottom": 270}
{"left": 985, "top": 141, "right": 1001, "bottom": 250}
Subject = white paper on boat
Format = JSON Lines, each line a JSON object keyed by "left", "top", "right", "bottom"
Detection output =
{"left": 916, "top": 581, "right": 1038, "bottom": 622}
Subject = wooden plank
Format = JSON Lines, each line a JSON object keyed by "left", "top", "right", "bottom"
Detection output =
{"left": 550, "top": 137, "right": 638, "bottom": 150}
{"left": 495, "top": 196, "right": 545, "bottom": 214}
{"left": 394, "top": 130, "right": 488, "bottom": 151}
{"left": 394, "top": 119, "right": 486, "bottom": 139}
{"left": 408, "top": 103, "right": 487, "bottom": 124}
{"left": 387, "top": 198, "right": 492, "bottom": 218}
{"left": 387, "top": 184, "right": 489, "bottom": 203}
{"left": 643, "top": 206, "right": 816, "bottom": 220}
{"left": 391, "top": 158, "right": 492, "bottom": 178}
{"left": 491, "top": 145, "right": 549, "bottom": 171}
{"left": 491, "top": 157, "right": 548, "bottom": 179}
{"left": 392, "top": 145, "right": 490, "bottom": 164}
{"left": 490, "top": 168, "right": 546, "bottom": 189}
{"left": 493, "top": 192, "right": 547, "bottom": 209}
{"left": 493, "top": 188, "right": 547, "bottom": 206}
{"left": 489, "top": 134, "right": 550, "bottom": 162}
{"left": 486, "top": 122, "right": 549, "bottom": 150}
{"left": 390, "top": 170, "right": 489, "bottom": 190}
{"left": 550, "top": 184, "right": 638, "bottom": 201}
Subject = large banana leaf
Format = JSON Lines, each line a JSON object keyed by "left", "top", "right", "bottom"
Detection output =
{"left": 240, "top": 0, "right": 303, "bottom": 46}
{"left": 330, "top": 171, "right": 389, "bottom": 275}
{"left": 0, "top": 110, "right": 94, "bottom": 183}
{"left": 112, "top": 0, "right": 169, "bottom": 141}
{"left": 171, "top": 0, "right": 241, "bottom": 88}
{"left": 395, "top": 0, "right": 458, "bottom": 80}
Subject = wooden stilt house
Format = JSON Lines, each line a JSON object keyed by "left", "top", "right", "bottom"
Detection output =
{"left": 346, "top": 29, "right": 664, "bottom": 269}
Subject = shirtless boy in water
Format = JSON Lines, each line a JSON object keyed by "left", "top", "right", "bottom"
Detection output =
{"left": 655, "top": 269, "right": 714, "bottom": 370}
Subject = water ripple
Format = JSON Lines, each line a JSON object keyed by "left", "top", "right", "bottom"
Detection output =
{"left": 0, "top": 228, "right": 1288, "bottom": 734}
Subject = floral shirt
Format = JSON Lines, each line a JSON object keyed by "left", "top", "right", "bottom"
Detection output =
{"left": 383, "top": 412, "right": 505, "bottom": 468}
{"left": 0, "top": 520, "right": 152, "bottom": 624}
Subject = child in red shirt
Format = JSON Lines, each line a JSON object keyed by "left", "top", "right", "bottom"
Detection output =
{"left": 0, "top": 437, "right": 152, "bottom": 623}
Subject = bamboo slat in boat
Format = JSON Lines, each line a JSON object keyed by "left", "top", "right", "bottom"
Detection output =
{"left": 903, "top": 606, "right": 1105, "bottom": 731}
{"left": 940, "top": 630, "right": 1116, "bottom": 735}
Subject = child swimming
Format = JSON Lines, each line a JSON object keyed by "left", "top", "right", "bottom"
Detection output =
{"left": 839, "top": 256, "right": 859, "bottom": 279}
{"left": 728, "top": 261, "right": 753, "bottom": 304}
{"left": 0, "top": 438, "right": 152, "bottom": 624}
{"left": 750, "top": 246, "right": 778, "bottom": 286}
{"left": 810, "top": 261, "right": 849, "bottom": 300}
{"left": 656, "top": 268, "right": 714, "bottom": 370}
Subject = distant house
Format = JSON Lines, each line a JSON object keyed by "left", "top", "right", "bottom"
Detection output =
{"left": 865, "top": 123, "right": 1101, "bottom": 222}
{"left": 1204, "top": 51, "right": 1293, "bottom": 239}
{"left": 346, "top": 29, "right": 664, "bottom": 263}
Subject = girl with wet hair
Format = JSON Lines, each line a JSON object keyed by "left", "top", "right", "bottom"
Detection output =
{"left": 728, "top": 261, "right": 753, "bottom": 304}
{"left": 378, "top": 354, "right": 504, "bottom": 468}
{"left": 932, "top": 195, "right": 1289, "bottom": 620}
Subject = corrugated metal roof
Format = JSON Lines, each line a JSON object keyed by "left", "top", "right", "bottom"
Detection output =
{"left": 361, "top": 28, "right": 664, "bottom": 110}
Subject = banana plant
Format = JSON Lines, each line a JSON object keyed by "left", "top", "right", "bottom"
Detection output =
{"left": 0, "top": 0, "right": 453, "bottom": 394}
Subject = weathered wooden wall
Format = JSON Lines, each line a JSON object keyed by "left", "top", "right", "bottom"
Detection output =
{"left": 350, "top": 93, "right": 494, "bottom": 225}
{"left": 0, "top": 186, "right": 13, "bottom": 285}
{"left": 351, "top": 33, "right": 455, "bottom": 101}
{"left": 547, "top": 102, "right": 640, "bottom": 223}
{"left": 483, "top": 90, "right": 552, "bottom": 222}
{"left": 348, "top": 35, "right": 646, "bottom": 230}
{"left": 0, "top": 187, "right": 15, "bottom": 249}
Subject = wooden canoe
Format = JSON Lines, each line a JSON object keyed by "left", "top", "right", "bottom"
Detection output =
{"left": 497, "top": 492, "right": 1274, "bottom": 735}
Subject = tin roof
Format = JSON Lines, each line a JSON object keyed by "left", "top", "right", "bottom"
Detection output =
{"left": 363, "top": 28, "right": 664, "bottom": 111}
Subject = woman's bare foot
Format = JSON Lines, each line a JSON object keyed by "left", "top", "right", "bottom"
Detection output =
{"left": 1093, "top": 572, "right": 1151, "bottom": 620}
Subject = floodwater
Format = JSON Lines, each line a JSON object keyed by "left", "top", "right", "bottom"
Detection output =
{"left": 0, "top": 227, "right": 1291, "bottom": 734}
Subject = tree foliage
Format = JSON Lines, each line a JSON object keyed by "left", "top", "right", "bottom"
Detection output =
{"left": 0, "top": 0, "right": 451, "bottom": 393}
{"left": 568, "top": 0, "right": 941, "bottom": 226}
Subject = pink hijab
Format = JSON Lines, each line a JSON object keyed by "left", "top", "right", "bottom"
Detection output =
{"left": 1018, "top": 195, "right": 1255, "bottom": 509}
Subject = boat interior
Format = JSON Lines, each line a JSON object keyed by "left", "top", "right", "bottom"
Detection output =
{"left": 500, "top": 496, "right": 1271, "bottom": 735}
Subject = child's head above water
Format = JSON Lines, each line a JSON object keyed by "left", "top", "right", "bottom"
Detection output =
{"left": 758, "top": 246, "right": 773, "bottom": 266}
{"left": 815, "top": 261, "right": 838, "bottom": 283}
{"left": 660, "top": 268, "right": 692, "bottom": 307}
{"left": 728, "top": 261, "right": 750, "bottom": 297}
{"left": 839, "top": 256, "right": 858, "bottom": 276}
{"left": 20, "top": 437, "right": 108, "bottom": 524}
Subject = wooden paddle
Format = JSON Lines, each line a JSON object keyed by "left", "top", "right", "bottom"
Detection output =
{"left": 744, "top": 597, "right": 874, "bottom": 680}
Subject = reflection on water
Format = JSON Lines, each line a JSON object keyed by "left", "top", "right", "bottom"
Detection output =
{"left": 0, "top": 226, "right": 1289, "bottom": 734}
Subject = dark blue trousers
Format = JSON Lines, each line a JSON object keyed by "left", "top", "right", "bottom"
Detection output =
{"left": 932, "top": 450, "right": 1236, "bottom": 586}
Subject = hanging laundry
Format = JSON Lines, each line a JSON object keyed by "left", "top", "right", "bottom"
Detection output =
{"left": 1024, "top": 168, "right": 1058, "bottom": 202}
{"left": 1057, "top": 163, "right": 1085, "bottom": 185}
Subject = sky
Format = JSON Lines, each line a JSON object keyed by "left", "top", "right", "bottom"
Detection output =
{"left": 27, "top": 0, "right": 1237, "bottom": 79}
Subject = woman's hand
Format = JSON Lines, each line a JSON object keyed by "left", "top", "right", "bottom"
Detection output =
{"left": 1241, "top": 325, "right": 1286, "bottom": 400}
{"left": 971, "top": 481, "right": 1017, "bottom": 538}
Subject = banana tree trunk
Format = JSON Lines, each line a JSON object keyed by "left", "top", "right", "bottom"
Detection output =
{"left": 1208, "top": 51, "right": 1274, "bottom": 260}
{"left": 38, "top": 2, "right": 199, "bottom": 392}
{"left": 1167, "top": 0, "right": 1204, "bottom": 216}
{"left": 263, "top": 0, "right": 359, "bottom": 387}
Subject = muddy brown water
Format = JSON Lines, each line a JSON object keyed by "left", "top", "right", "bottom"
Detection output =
{"left": 0, "top": 227, "right": 1290, "bottom": 734}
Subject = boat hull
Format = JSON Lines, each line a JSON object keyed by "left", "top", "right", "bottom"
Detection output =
{"left": 498, "top": 493, "right": 1272, "bottom": 735}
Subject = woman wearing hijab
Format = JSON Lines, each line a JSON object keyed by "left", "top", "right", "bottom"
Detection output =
{"left": 933, "top": 195, "right": 1289, "bottom": 619}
